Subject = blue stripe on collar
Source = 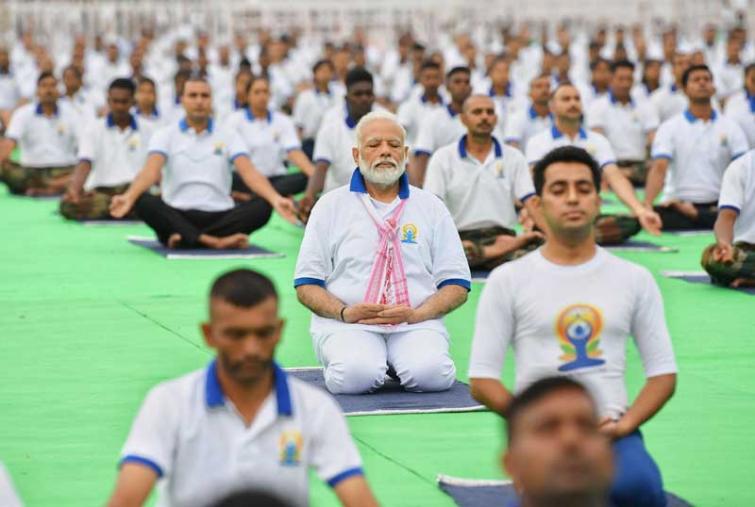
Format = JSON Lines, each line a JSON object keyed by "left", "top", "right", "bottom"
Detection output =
{"left": 457, "top": 135, "right": 503, "bottom": 159}
{"left": 551, "top": 125, "right": 586, "bottom": 140}
{"left": 345, "top": 115, "right": 357, "bottom": 129}
{"left": 205, "top": 360, "right": 293, "bottom": 417}
{"left": 609, "top": 92, "right": 633, "bottom": 107}
{"left": 489, "top": 82, "right": 512, "bottom": 98}
{"left": 106, "top": 113, "right": 138, "bottom": 130}
{"left": 179, "top": 118, "right": 214, "bottom": 133}
{"left": 349, "top": 168, "right": 410, "bottom": 199}
{"left": 245, "top": 109, "right": 273, "bottom": 124}
{"left": 683, "top": 109, "right": 717, "bottom": 122}
{"left": 35, "top": 102, "right": 58, "bottom": 116}
{"left": 446, "top": 104, "right": 459, "bottom": 117}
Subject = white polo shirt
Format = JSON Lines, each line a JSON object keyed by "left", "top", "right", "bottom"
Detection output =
{"left": 396, "top": 94, "right": 446, "bottom": 147}
{"left": 413, "top": 105, "right": 466, "bottom": 157}
{"left": 586, "top": 93, "right": 659, "bottom": 161}
{"left": 225, "top": 109, "right": 301, "bottom": 178}
{"left": 650, "top": 84, "right": 687, "bottom": 122}
{"left": 148, "top": 118, "right": 249, "bottom": 212}
{"left": 651, "top": 110, "right": 749, "bottom": 203}
{"left": 525, "top": 125, "right": 617, "bottom": 169}
{"left": 78, "top": 114, "right": 154, "bottom": 190}
{"left": 425, "top": 135, "right": 535, "bottom": 231}
{"left": 0, "top": 71, "right": 20, "bottom": 110}
{"left": 719, "top": 149, "right": 755, "bottom": 244}
{"left": 723, "top": 90, "right": 755, "bottom": 148}
{"left": 5, "top": 102, "right": 81, "bottom": 168}
{"left": 469, "top": 248, "right": 677, "bottom": 419}
{"left": 119, "top": 361, "right": 363, "bottom": 507}
{"left": 503, "top": 105, "right": 552, "bottom": 148}
{"left": 312, "top": 114, "right": 360, "bottom": 193}
{"left": 59, "top": 90, "right": 97, "bottom": 120}
{"left": 293, "top": 88, "right": 337, "bottom": 140}
{"left": 133, "top": 106, "right": 166, "bottom": 130}
{"left": 294, "top": 169, "right": 471, "bottom": 336}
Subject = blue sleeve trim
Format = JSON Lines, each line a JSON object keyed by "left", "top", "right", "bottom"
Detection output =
{"left": 503, "top": 137, "right": 520, "bottom": 143}
{"left": 148, "top": 150, "right": 169, "bottom": 159}
{"left": 294, "top": 277, "right": 326, "bottom": 288}
{"left": 285, "top": 147, "right": 300, "bottom": 153}
{"left": 731, "top": 152, "right": 746, "bottom": 161}
{"left": 314, "top": 158, "right": 331, "bottom": 165}
{"left": 119, "top": 455, "right": 164, "bottom": 478}
{"left": 327, "top": 466, "right": 364, "bottom": 488}
{"left": 413, "top": 149, "right": 432, "bottom": 157}
{"left": 437, "top": 278, "right": 472, "bottom": 291}
{"left": 78, "top": 158, "right": 93, "bottom": 164}
{"left": 719, "top": 205, "right": 740, "bottom": 214}
{"left": 599, "top": 160, "right": 617, "bottom": 169}
{"left": 519, "top": 192, "right": 536, "bottom": 203}
{"left": 229, "top": 152, "right": 250, "bottom": 163}
{"left": 652, "top": 153, "right": 672, "bottom": 161}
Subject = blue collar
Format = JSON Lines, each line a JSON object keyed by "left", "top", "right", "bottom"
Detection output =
{"left": 345, "top": 115, "right": 357, "bottom": 129}
{"left": 35, "top": 102, "right": 58, "bottom": 117}
{"left": 528, "top": 105, "right": 551, "bottom": 120}
{"left": 609, "top": 91, "right": 633, "bottom": 106}
{"left": 420, "top": 93, "right": 443, "bottom": 104}
{"left": 683, "top": 108, "right": 717, "bottom": 123}
{"left": 551, "top": 124, "right": 587, "bottom": 140}
{"left": 489, "top": 82, "right": 512, "bottom": 98}
{"left": 245, "top": 108, "right": 273, "bottom": 124}
{"left": 747, "top": 90, "right": 755, "bottom": 113}
{"left": 135, "top": 106, "right": 159, "bottom": 118}
{"left": 446, "top": 104, "right": 459, "bottom": 118}
{"left": 349, "top": 168, "right": 410, "bottom": 200}
{"left": 175, "top": 96, "right": 181, "bottom": 105}
{"left": 457, "top": 134, "right": 503, "bottom": 160}
{"left": 106, "top": 113, "right": 138, "bottom": 130}
{"left": 670, "top": 84, "right": 678, "bottom": 93}
{"left": 315, "top": 87, "right": 331, "bottom": 96}
{"left": 233, "top": 98, "right": 245, "bottom": 110}
{"left": 179, "top": 117, "right": 214, "bottom": 133}
{"left": 205, "top": 360, "right": 293, "bottom": 417}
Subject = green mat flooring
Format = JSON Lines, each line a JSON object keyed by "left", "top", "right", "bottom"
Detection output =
{"left": 0, "top": 188, "right": 753, "bottom": 506}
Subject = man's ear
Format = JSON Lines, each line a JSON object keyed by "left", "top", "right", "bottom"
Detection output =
{"left": 200, "top": 322, "right": 214, "bottom": 348}
{"left": 352, "top": 147, "right": 360, "bottom": 166}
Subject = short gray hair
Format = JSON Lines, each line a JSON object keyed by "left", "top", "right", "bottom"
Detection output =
{"left": 354, "top": 110, "right": 407, "bottom": 148}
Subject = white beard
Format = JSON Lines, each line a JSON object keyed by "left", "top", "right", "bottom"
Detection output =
{"left": 358, "top": 156, "right": 406, "bottom": 187}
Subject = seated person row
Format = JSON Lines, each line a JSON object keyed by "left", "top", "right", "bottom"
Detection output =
{"left": 294, "top": 111, "right": 471, "bottom": 395}
{"left": 107, "top": 269, "right": 378, "bottom": 507}
{"left": 109, "top": 76, "right": 298, "bottom": 249}
{"left": 646, "top": 64, "right": 749, "bottom": 230}
{"left": 0, "top": 72, "right": 80, "bottom": 196}
{"left": 223, "top": 74, "right": 315, "bottom": 201}
{"left": 525, "top": 82, "right": 663, "bottom": 244}
{"left": 61, "top": 78, "right": 155, "bottom": 220}
{"left": 469, "top": 146, "right": 678, "bottom": 507}
{"left": 702, "top": 148, "right": 755, "bottom": 287}
{"left": 502, "top": 73, "right": 553, "bottom": 151}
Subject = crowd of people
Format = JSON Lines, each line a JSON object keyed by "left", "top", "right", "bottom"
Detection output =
{"left": 0, "top": 18, "right": 754, "bottom": 507}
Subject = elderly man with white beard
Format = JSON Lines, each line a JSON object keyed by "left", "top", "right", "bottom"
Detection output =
{"left": 294, "top": 111, "right": 472, "bottom": 395}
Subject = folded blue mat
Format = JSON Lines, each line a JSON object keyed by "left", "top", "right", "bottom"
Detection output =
{"left": 662, "top": 271, "right": 755, "bottom": 295}
{"left": 287, "top": 367, "right": 485, "bottom": 416}
{"left": 128, "top": 236, "right": 284, "bottom": 260}
{"left": 437, "top": 475, "right": 692, "bottom": 507}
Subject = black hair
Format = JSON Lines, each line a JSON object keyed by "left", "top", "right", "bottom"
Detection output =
{"left": 62, "top": 65, "right": 82, "bottom": 80}
{"left": 174, "top": 69, "right": 192, "bottom": 83}
{"left": 611, "top": 59, "right": 635, "bottom": 73}
{"left": 681, "top": 64, "right": 712, "bottom": 88}
{"left": 589, "top": 57, "right": 612, "bottom": 72}
{"left": 744, "top": 62, "right": 755, "bottom": 77}
{"left": 446, "top": 66, "right": 471, "bottom": 80}
{"left": 210, "top": 269, "right": 278, "bottom": 308}
{"left": 108, "top": 77, "right": 136, "bottom": 95}
{"left": 137, "top": 76, "right": 156, "bottom": 89}
{"left": 345, "top": 66, "right": 373, "bottom": 89}
{"left": 37, "top": 71, "right": 56, "bottom": 84}
{"left": 245, "top": 73, "right": 270, "bottom": 94}
{"left": 420, "top": 59, "right": 441, "bottom": 73}
{"left": 312, "top": 58, "right": 334, "bottom": 73}
{"left": 211, "top": 490, "right": 293, "bottom": 507}
{"left": 506, "top": 376, "right": 595, "bottom": 442}
{"left": 533, "top": 146, "right": 601, "bottom": 195}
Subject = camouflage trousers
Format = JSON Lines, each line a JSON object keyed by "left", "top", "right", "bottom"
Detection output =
{"left": 460, "top": 226, "right": 544, "bottom": 270}
{"left": 594, "top": 214, "right": 641, "bottom": 245}
{"left": 1, "top": 160, "right": 74, "bottom": 195}
{"left": 701, "top": 242, "right": 755, "bottom": 287}
{"left": 59, "top": 184, "right": 132, "bottom": 221}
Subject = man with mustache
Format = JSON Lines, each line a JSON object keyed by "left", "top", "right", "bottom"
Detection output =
{"left": 425, "top": 94, "right": 544, "bottom": 270}
{"left": 107, "top": 269, "right": 378, "bottom": 507}
{"left": 294, "top": 111, "right": 471, "bottom": 395}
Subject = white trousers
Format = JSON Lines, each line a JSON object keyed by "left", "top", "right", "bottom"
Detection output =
{"left": 314, "top": 328, "right": 457, "bottom": 394}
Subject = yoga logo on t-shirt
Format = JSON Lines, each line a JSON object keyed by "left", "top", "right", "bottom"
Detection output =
{"left": 555, "top": 304, "right": 606, "bottom": 372}
{"left": 279, "top": 429, "right": 303, "bottom": 467}
{"left": 401, "top": 223, "right": 418, "bottom": 244}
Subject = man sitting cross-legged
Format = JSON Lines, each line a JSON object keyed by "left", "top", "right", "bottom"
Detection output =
{"left": 110, "top": 76, "right": 297, "bottom": 249}
{"left": 294, "top": 111, "right": 471, "bottom": 395}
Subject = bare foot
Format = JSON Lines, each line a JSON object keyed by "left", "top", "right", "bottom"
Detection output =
{"left": 231, "top": 191, "right": 252, "bottom": 202}
{"left": 669, "top": 200, "right": 699, "bottom": 219}
{"left": 215, "top": 233, "right": 249, "bottom": 249}
{"left": 167, "top": 233, "right": 182, "bottom": 249}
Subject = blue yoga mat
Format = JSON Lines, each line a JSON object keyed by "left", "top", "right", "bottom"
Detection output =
{"left": 662, "top": 271, "right": 755, "bottom": 295}
{"left": 81, "top": 219, "right": 141, "bottom": 227}
{"left": 127, "top": 236, "right": 284, "bottom": 260}
{"left": 287, "top": 367, "right": 485, "bottom": 416}
{"left": 437, "top": 475, "right": 692, "bottom": 507}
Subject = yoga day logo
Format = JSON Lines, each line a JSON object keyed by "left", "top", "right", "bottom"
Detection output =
{"left": 555, "top": 304, "right": 606, "bottom": 372}
{"left": 401, "top": 223, "right": 418, "bottom": 244}
{"left": 279, "top": 429, "right": 303, "bottom": 467}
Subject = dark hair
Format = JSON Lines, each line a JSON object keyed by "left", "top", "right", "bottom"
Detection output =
{"left": 420, "top": 59, "right": 441, "bottom": 73}
{"left": 506, "top": 376, "right": 594, "bottom": 442}
{"left": 211, "top": 489, "right": 293, "bottom": 507}
{"left": 589, "top": 57, "right": 612, "bottom": 71}
{"left": 611, "top": 59, "right": 635, "bottom": 73}
{"left": 533, "top": 146, "right": 601, "bottom": 195}
{"left": 446, "top": 66, "right": 471, "bottom": 80}
{"left": 744, "top": 62, "right": 755, "bottom": 77}
{"left": 681, "top": 64, "right": 712, "bottom": 87}
{"left": 345, "top": 66, "right": 373, "bottom": 89}
{"left": 174, "top": 69, "right": 192, "bottom": 83}
{"left": 245, "top": 74, "right": 270, "bottom": 94}
{"left": 109, "top": 77, "right": 136, "bottom": 94}
{"left": 312, "top": 58, "right": 334, "bottom": 73}
{"left": 37, "top": 71, "right": 56, "bottom": 84}
{"left": 137, "top": 76, "right": 156, "bottom": 89}
{"left": 62, "top": 65, "right": 82, "bottom": 80}
{"left": 210, "top": 269, "right": 278, "bottom": 308}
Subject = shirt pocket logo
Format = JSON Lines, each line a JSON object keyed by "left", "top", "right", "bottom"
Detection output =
{"left": 213, "top": 141, "right": 226, "bottom": 156}
{"left": 400, "top": 223, "right": 418, "bottom": 244}
{"left": 279, "top": 429, "right": 303, "bottom": 467}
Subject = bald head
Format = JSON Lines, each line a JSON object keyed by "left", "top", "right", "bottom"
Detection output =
{"left": 462, "top": 94, "right": 497, "bottom": 137}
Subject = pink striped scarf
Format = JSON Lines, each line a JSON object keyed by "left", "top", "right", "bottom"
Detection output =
{"left": 360, "top": 194, "right": 411, "bottom": 306}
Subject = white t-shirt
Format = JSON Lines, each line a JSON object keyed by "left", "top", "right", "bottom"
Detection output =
{"left": 469, "top": 248, "right": 677, "bottom": 419}
{"left": 312, "top": 114, "right": 360, "bottom": 193}
{"left": 148, "top": 118, "right": 249, "bottom": 212}
{"left": 5, "top": 102, "right": 81, "bottom": 168}
{"left": 396, "top": 94, "right": 446, "bottom": 148}
{"left": 723, "top": 89, "right": 755, "bottom": 149}
{"left": 525, "top": 125, "right": 617, "bottom": 169}
{"left": 503, "top": 105, "right": 552, "bottom": 148}
{"left": 651, "top": 110, "right": 750, "bottom": 203}
{"left": 224, "top": 109, "right": 301, "bottom": 178}
{"left": 119, "top": 361, "right": 363, "bottom": 507}
{"left": 587, "top": 94, "right": 659, "bottom": 161}
{"left": 650, "top": 84, "right": 688, "bottom": 123}
{"left": 293, "top": 88, "right": 338, "bottom": 140}
{"left": 294, "top": 169, "right": 471, "bottom": 336}
{"left": 413, "top": 105, "right": 466, "bottom": 157}
{"left": 425, "top": 135, "right": 535, "bottom": 231}
{"left": 0, "top": 72, "right": 21, "bottom": 110}
{"left": 719, "top": 149, "right": 755, "bottom": 244}
{"left": 78, "top": 114, "right": 154, "bottom": 190}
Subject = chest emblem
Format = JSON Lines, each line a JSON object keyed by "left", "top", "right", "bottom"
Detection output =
{"left": 555, "top": 304, "right": 605, "bottom": 372}
{"left": 401, "top": 223, "right": 418, "bottom": 244}
{"left": 127, "top": 136, "right": 140, "bottom": 151}
{"left": 213, "top": 141, "right": 226, "bottom": 156}
{"left": 495, "top": 160, "right": 504, "bottom": 178}
{"left": 56, "top": 123, "right": 66, "bottom": 136}
{"left": 279, "top": 429, "right": 303, "bottom": 467}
